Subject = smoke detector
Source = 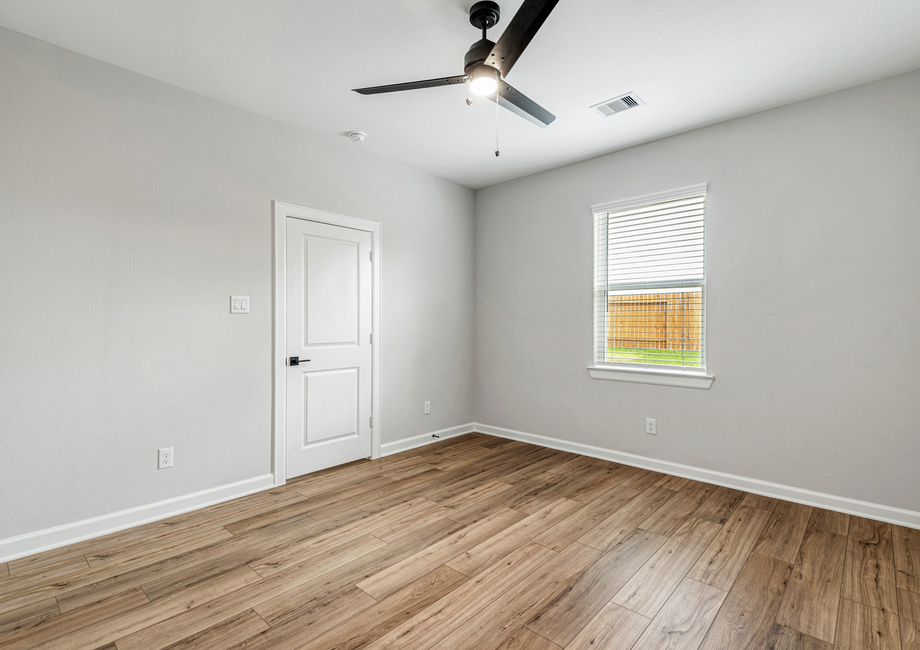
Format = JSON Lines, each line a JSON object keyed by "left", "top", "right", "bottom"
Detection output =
{"left": 591, "top": 93, "right": 644, "bottom": 117}
{"left": 349, "top": 131, "right": 367, "bottom": 142}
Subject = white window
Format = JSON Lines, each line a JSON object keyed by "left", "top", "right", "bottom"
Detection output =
{"left": 590, "top": 184, "right": 713, "bottom": 389}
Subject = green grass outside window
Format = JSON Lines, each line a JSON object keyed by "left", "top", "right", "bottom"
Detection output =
{"left": 606, "top": 347, "right": 702, "bottom": 367}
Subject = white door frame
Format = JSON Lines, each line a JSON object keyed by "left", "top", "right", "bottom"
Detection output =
{"left": 272, "top": 201, "right": 382, "bottom": 487}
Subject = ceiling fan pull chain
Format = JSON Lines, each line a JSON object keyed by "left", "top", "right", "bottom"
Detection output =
{"left": 495, "top": 92, "right": 500, "bottom": 157}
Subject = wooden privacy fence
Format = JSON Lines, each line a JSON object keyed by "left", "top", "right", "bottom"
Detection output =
{"left": 607, "top": 291, "right": 701, "bottom": 350}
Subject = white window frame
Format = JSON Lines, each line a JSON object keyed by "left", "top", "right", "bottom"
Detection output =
{"left": 588, "top": 184, "right": 714, "bottom": 389}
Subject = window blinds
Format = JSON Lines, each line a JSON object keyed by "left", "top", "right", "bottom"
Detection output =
{"left": 594, "top": 187, "right": 706, "bottom": 369}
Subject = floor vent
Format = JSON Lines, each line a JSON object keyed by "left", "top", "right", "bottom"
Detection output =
{"left": 592, "top": 93, "right": 644, "bottom": 116}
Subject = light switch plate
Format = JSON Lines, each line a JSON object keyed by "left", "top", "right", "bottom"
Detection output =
{"left": 231, "top": 296, "right": 249, "bottom": 314}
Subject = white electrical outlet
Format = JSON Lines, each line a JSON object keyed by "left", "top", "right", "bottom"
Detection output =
{"left": 424, "top": 401, "right": 431, "bottom": 415}
{"left": 158, "top": 447, "right": 174, "bottom": 469}
{"left": 646, "top": 418, "right": 657, "bottom": 435}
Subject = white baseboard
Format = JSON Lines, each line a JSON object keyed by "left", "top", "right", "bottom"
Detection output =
{"left": 473, "top": 423, "right": 920, "bottom": 530}
{"left": 0, "top": 474, "right": 275, "bottom": 563}
{"left": 6, "top": 421, "right": 915, "bottom": 564}
{"left": 380, "top": 423, "right": 476, "bottom": 457}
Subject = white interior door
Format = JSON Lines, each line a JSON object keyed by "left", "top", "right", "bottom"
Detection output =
{"left": 285, "top": 217, "right": 373, "bottom": 478}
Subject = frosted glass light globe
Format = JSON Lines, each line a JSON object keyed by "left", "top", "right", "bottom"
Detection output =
{"left": 470, "top": 75, "right": 498, "bottom": 95}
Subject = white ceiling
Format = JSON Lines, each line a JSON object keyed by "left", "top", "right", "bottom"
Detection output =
{"left": 2, "top": 0, "right": 919, "bottom": 189}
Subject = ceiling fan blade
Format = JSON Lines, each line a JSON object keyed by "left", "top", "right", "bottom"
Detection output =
{"left": 487, "top": 80, "right": 555, "bottom": 128}
{"left": 485, "top": 0, "right": 559, "bottom": 77}
{"left": 352, "top": 75, "right": 467, "bottom": 95}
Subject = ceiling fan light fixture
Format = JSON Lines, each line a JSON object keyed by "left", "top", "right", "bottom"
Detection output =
{"left": 469, "top": 66, "right": 499, "bottom": 96}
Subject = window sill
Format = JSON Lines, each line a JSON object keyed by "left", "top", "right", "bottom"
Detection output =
{"left": 587, "top": 365, "right": 714, "bottom": 389}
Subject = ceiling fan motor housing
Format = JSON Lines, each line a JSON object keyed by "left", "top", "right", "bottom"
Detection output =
{"left": 464, "top": 38, "right": 497, "bottom": 73}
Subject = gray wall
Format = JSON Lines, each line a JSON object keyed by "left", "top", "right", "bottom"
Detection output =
{"left": 474, "top": 70, "right": 920, "bottom": 512}
{"left": 0, "top": 29, "right": 475, "bottom": 539}
{"left": 3, "top": 23, "right": 918, "bottom": 544}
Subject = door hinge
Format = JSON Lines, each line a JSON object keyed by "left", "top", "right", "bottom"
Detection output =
{"left": 369, "top": 416, "right": 373, "bottom": 428}
{"left": 369, "top": 250, "right": 373, "bottom": 262}
{"left": 369, "top": 333, "right": 373, "bottom": 345}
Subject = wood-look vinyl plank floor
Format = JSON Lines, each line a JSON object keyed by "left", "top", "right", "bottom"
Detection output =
{"left": 895, "top": 525, "right": 920, "bottom": 594}
{"left": 526, "top": 529, "right": 666, "bottom": 647}
{"left": 638, "top": 481, "right": 718, "bottom": 539}
{"left": 688, "top": 504, "right": 772, "bottom": 591}
{"left": 493, "top": 627, "right": 562, "bottom": 650}
{"left": 898, "top": 588, "right": 920, "bottom": 650}
{"left": 0, "top": 433, "right": 914, "bottom": 650}
{"left": 835, "top": 597, "right": 902, "bottom": 650}
{"left": 775, "top": 510, "right": 849, "bottom": 643}
{"left": 842, "top": 517, "right": 898, "bottom": 614}
{"left": 630, "top": 577, "right": 727, "bottom": 650}
{"left": 753, "top": 500, "right": 813, "bottom": 564}
{"left": 612, "top": 516, "right": 722, "bottom": 618}
{"left": 363, "top": 542, "right": 558, "bottom": 650}
{"left": 698, "top": 552, "right": 793, "bottom": 650}
{"left": 564, "top": 601, "right": 650, "bottom": 650}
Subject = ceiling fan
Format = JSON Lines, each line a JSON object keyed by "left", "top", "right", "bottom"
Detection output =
{"left": 353, "top": 0, "right": 559, "bottom": 128}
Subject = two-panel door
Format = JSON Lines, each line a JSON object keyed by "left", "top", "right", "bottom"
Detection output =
{"left": 285, "top": 217, "right": 373, "bottom": 478}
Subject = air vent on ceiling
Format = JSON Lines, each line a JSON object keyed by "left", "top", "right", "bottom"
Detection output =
{"left": 591, "top": 93, "right": 644, "bottom": 117}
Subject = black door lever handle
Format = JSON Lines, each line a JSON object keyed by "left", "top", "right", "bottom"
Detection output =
{"left": 289, "top": 356, "right": 311, "bottom": 366}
